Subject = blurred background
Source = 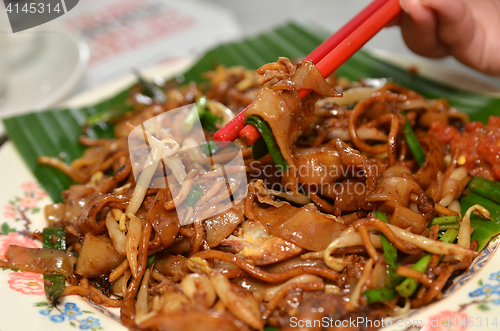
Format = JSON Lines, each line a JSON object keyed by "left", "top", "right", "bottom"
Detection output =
{"left": 1, "top": 0, "right": 499, "bottom": 133}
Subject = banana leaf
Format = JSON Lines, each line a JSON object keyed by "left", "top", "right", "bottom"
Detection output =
{"left": 3, "top": 22, "right": 500, "bottom": 249}
{"left": 460, "top": 192, "right": 500, "bottom": 251}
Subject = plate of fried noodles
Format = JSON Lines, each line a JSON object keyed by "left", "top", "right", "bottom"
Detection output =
{"left": 2, "top": 22, "right": 500, "bottom": 331}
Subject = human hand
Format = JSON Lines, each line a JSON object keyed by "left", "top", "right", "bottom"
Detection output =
{"left": 399, "top": 0, "right": 500, "bottom": 76}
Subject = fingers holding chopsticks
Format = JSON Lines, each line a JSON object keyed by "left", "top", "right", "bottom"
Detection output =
{"left": 399, "top": 0, "right": 500, "bottom": 76}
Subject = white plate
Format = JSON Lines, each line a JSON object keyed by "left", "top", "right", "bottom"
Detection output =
{"left": 1, "top": 55, "right": 500, "bottom": 331}
{"left": 0, "top": 23, "right": 88, "bottom": 135}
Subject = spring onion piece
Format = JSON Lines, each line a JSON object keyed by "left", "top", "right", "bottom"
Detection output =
{"left": 396, "top": 254, "right": 431, "bottom": 298}
{"left": 182, "top": 96, "right": 210, "bottom": 133}
{"left": 182, "top": 104, "right": 202, "bottom": 134}
{"left": 374, "top": 211, "right": 404, "bottom": 288}
{"left": 363, "top": 287, "right": 397, "bottom": 303}
{"left": 200, "top": 141, "right": 221, "bottom": 157}
{"left": 196, "top": 95, "right": 209, "bottom": 109}
{"left": 86, "top": 104, "right": 135, "bottom": 126}
{"left": 468, "top": 177, "right": 500, "bottom": 205}
{"left": 401, "top": 112, "right": 426, "bottom": 167}
{"left": 438, "top": 223, "right": 460, "bottom": 230}
{"left": 133, "top": 70, "right": 167, "bottom": 104}
{"left": 42, "top": 227, "right": 67, "bottom": 301}
{"left": 146, "top": 254, "right": 156, "bottom": 269}
{"left": 186, "top": 184, "right": 204, "bottom": 207}
{"left": 374, "top": 211, "right": 388, "bottom": 223}
{"left": 396, "top": 228, "right": 458, "bottom": 297}
{"left": 431, "top": 215, "right": 459, "bottom": 226}
{"left": 200, "top": 111, "right": 222, "bottom": 132}
{"left": 245, "top": 115, "right": 288, "bottom": 170}
{"left": 440, "top": 228, "right": 459, "bottom": 244}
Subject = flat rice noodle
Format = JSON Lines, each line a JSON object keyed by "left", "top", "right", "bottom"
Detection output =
{"left": 244, "top": 61, "right": 340, "bottom": 167}
{"left": 282, "top": 139, "right": 377, "bottom": 188}
{"left": 3, "top": 245, "right": 76, "bottom": 278}
{"left": 291, "top": 61, "right": 342, "bottom": 99}
{"left": 205, "top": 207, "right": 244, "bottom": 247}
{"left": 413, "top": 160, "right": 437, "bottom": 190}
{"left": 253, "top": 204, "right": 347, "bottom": 251}
{"left": 147, "top": 190, "right": 180, "bottom": 250}
{"left": 244, "top": 88, "right": 302, "bottom": 166}
{"left": 77, "top": 193, "right": 130, "bottom": 235}
{"left": 417, "top": 98, "right": 452, "bottom": 128}
{"left": 413, "top": 133, "right": 445, "bottom": 189}
{"left": 382, "top": 203, "right": 428, "bottom": 234}
{"left": 168, "top": 235, "right": 192, "bottom": 255}
{"left": 326, "top": 178, "right": 367, "bottom": 213}
{"left": 263, "top": 256, "right": 325, "bottom": 273}
{"left": 60, "top": 185, "right": 96, "bottom": 225}
{"left": 45, "top": 203, "right": 66, "bottom": 227}
{"left": 283, "top": 150, "right": 343, "bottom": 186}
{"left": 76, "top": 234, "right": 126, "bottom": 278}
{"left": 332, "top": 139, "right": 380, "bottom": 194}
{"left": 154, "top": 253, "right": 187, "bottom": 282}
{"left": 232, "top": 277, "right": 272, "bottom": 292}
{"left": 367, "top": 166, "right": 422, "bottom": 207}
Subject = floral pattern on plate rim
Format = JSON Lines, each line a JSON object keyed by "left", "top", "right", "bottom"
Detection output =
{"left": 8, "top": 271, "right": 44, "bottom": 295}
{"left": 0, "top": 181, "right": 105, "bottom": 328}
{"left": 37, "top": 302, "right": 103, "bottom": 330}
{"left": 1, "top": 180, "right": 46, "bottom": 235}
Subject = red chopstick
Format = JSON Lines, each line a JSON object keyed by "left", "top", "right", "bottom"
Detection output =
{"left": 304, "top": 0, "right": 391, "bottom": 64}
{"left": 213, "top": 0, "right": 401, "bottom": 145}
{"left": 213, "top": 0, "right": 390, "bottom": 144}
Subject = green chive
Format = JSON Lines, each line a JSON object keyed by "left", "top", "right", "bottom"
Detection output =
{"left": 374, "top": 211, "right": 388, "bottom": 223}
{"left": 401, "top": 112, "right": 426, "bottom": 166}
{"left": 431, "top": 215, "right": 459, "bottom": 226}
{"left": 186, "top": 184, "right": 204, "bottom": 207}
{"left": 438, "top": 223, "right": 460, "bottom": 230}
{"left": 200, "top": 141, "right": 221, "bottom": 157}
{"left": 182, "top": 96, "right": 210, "bottom": 133}
{"left": 363, "top": 287, "right": 398, "bottom": 303}
{"left": 374, "top": 211, "right": 404, "bottom": 288}
{"left": 396, "top": 254, "right": 431, "bottom": 298}
{"left": 245, "top": 115, "right": 288, "bottom": 170}
{"left": 440, "top": 228, "right": 459, "bottom": 244}
{"left": 147, "top": 254, "right": 156, "bottom": 268}
{"left": 42, "top": 227, "right": 67, "bottom": 301}
{"left": 200, "top": 111, "right": 222, "bottom": 132}
{"left": 396, "top": 228, "right": 458, "bottom": 297}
